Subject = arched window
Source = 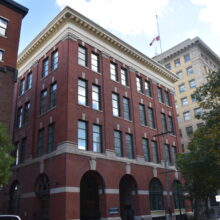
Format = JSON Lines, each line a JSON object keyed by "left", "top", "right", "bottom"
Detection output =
{"left": 8, "top": 181, "right": 20, "bottom": 214}
{"left": 173, "top": 181, "right": 184, "bottom": 209}
{"left": 149, "top": 178, "right": 164, "bottom": 210}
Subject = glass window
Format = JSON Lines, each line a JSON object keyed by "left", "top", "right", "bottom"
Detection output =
{"left": 189, "top": 79, "right": 196, "bottom": 88}
{"left": 145, "top": 81, "right": 152, "bottom": 97}
{"left": 168, "top": 116, "right": 175, "bottom": 135}
{"left": 48, "top": 123, "right": 55, "bottom": 153}
{"left": 40, "top": 90, "right": 47, "bottom": 115}
{"left": 42, "top": 58, "right": 49, "bottom": 77}
{"left": 93, "top": 124, "right": 102, "bottom": 153}
{"left": 194, "top": 107, "right": 202, "bottom": 116}
{"left": 164, "top": 144, "right": 171, "bottom": 164}
{"left": 161, "top": 113, "right": 167, "bottom": 133}
{"left": 178, "top": 83, "right": 186, "bottom": 93}
{"left": 19, "top": 78, "right": 25, "bottom": 96}
{"left": 139, "top": 104, "right": 147, "bottom": 126}
{"left": 183, "top": 111, "right": 191, "bottom": 121}
{"left": 157, "top": 87, "right": 163, "bottom": 103}
{"left": 174, "top": 58, "right": 181, "bottom": 67}
{"left": 176, "top": 71, "right": 183, "bottom": 79}
{"left": 8, "top": 181, "right": 20, "bottom": 214}
{"left": 126, "top": 134, "right": 134, "bottom": 159}
{"left": 142, "top": 138, "right": 150, "bottom": 162}
{"left": 173, "top": 181, "right": 185, "bottom": 209}
{"left": 0, "top": 49, "right": 4, "bottom": 61}
{"left": 181, "top": 97, "right": 188, "bottom": 106}
{"left": 92, "top": 85, "right": 101, "bottom": 110}
{"left": 78, "top": 46, "right": 87, "bottom": 66}
{"left": 23, "top": 101, "right": 30, "bottom": 125}
{"left": 165, "top": 63, "right": 171, "bottom": 70}
{"left": 91, "top": 52, "right": 100, "bottom": 72}
{"left": 184, "top": 54, "right": 190, "bottom": 62}
{"left": 149, "top": 178, "right": 164, "bottom": 210}
{"left": 0, "top": 17, "right": 8, "bottom": 36}
{"left": 164, "top": 91, "right": 171, "bottom": 106}
{"left": 191, "top": 94, "right": 197, "bottom": 102}
{"left": 37, "top": 128, "right": 45, "bottom": 156}
{"left": 110, "top": 62, "right": 118, "bottom": 81}
{"left": 112, "top": 93, "right": 120, "bottom": 117}
{"left": 186, "top": 66, "right": 193, "bottom": 75}
{"left": 78, "top": 79, "right": 87, "bottom": 106}
{"left": 114, "top": 130, "right": 123, "bottom": 157}
{"left": 136, "top": 76, "right": 143, "bottom": 93}
{"left": 26, "top": 72, "right": 32, "bottom": 90}
{"left": 78, "top": 120, "right": 87, "bottom": 150}
{"left": 49, "top": 83, "right": 57, "bottom": 109}
{"left": 123, "top": 97, "right": 131, "bottom": 120}
{"left": 172, "top": 146, "right": 177, "bottom": 162}
{"left": 186, "top": 126, "right": 193, "bottom": 136}
{"left": 148, "top": 107, "right": 156, "bottom": 129}
{"left": 121, "top": 68, "right": 128, "bottom": 86}
{"left": 20, "top": 138, "right": 26, "bottom": 163}
{"left": 51, "top": 50, "right": 58, "bottom": 70}
{"left": 16, "top": 107, "right": 23, "bottom": 129}
{"left": 152, "top": 141, "right": 159, "bottom": 163}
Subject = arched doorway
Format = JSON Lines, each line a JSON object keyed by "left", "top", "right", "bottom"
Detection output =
{"left": 119, "top": 175, "right": 137, "bottom": 220}
{"left": 35, "top": 173, "right": 50, "bottom": 220}
{"left": 8, "top": 181, "right": 20, "bottom": 215}
{"left": 80, "top": 171, "right": 105, "bottom": 220}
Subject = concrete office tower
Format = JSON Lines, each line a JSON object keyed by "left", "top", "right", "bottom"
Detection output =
{"left": 154, "top": 37, "right": 220, "bottom": 151}
{"left": 0, "top": 0, "right": 28, "bottom": 132}
{"left": 1, "top": 7, "right": 190, "bottom": 220}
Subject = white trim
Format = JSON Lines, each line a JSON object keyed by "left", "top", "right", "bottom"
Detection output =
{"left": 138, "top": 190, "right": 149, "bottom": 195}
{"left": 50, "top": 186, "right": 80, "bottom": 194}
{"left": 20, "top": 192, "right": 36, "bottom": 198}
{"left": 105, "top": 189, "right": 119, "bottom": 194}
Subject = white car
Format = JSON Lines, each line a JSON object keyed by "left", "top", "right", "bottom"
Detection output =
{"left": 0, "top": 216, "right": 21, "bottom": 220}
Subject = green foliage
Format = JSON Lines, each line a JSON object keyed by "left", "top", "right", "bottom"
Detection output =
{"left": 0, "top": 123, "right": 14, "bottom": 186}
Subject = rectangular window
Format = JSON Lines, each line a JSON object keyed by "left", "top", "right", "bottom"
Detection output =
{"left": 172, "top": 146, "right": 177, "bottom": 162}
{"left": 186, "top": 126, "right": 193, "bottom": 136}
{"left": 48, "top": 123, "right": 55, "bottom": 152}
{"left": 37, "top": 128, "right": 45, "bottom": 156}
{"left": 148, "top": 107, "right": 156, "bottom": 129}
{"left": 186, "top": 66, "right": 193, "bottom": 75}
{"left": 42, "top": 58, "right": 49, "bottom": 77}
{"left": 0, "top": 50, "right": 4, "bottom": 61}
{"left": 26, "top": 72, "right": 32, "bottom": 90}
{"left": 110, "top": 62, "right": 118, "bottom": 81}
{"left": 191, "top": 94, "right": 197, "bottom": 102}
{"left": 40, "top": 90, "right": 47, "bottom": 115}
{"left": 114, "top": 130, "right": 123, "bottom": 157}
{"left": 181, "top": 97, "right": 188, "bottom": 106}
{"left": 78, "top": 79, "right": 87, "bottom": 106}
{"left": 16, "top": 107, "right": 23, "bottom": 129}
{"left": 78, "top": 120, "right": 87, "bottom": 150}
{"left": 178, "top": 83, "right": 186, "bottom": 93}
{"left": 123, "top": 97, "right": 131, "bottom": 120}
{"left": 20, "top": 138, "right": 26, "bottom": 163}
{"left": 136, "top": 76, "right": 143, "bottom": 93}
{"left": 0, "top": 17, "right": 8, "bottom": 36}
{"left": 93, "top": 124, "right": 102, "bottom": 153}
{"left": 91, "top": 52, "right": 100, "bottom": 72}
{"left": 176, "top": 71, "right": 183, "bottom": 79}
{"left": 189, "top": 79, "right": 196, "bottom": 88}
{"left": 23, "top": 101, "right": 30, "bottom": 125}
{"left": 184, "top": 54, "right": 190, "bottom": 62}
{"left": 49, "top": 83, "right": 57, "bottom": 109}
{"left": 194, "top": 107, "right": 202, "bottom": 116}
{"left": 174, "top": 58, "right": 181, "bottom": 67}
{"left": 112, "top": 93, "right": 120, "bottom": 117}
{"left": 145, "top": 81, "right": 152, "bottom": 97}
{"left": 152, "top": 141, "right": 159, "bottom": 163}
{"left": 92, "top": 85, "right": 101, "bottom": 110}
{"left": 126, "top": 134, "right": 134, "bottom": 159}
{"left": 121, "top": 68, "right": 128, "bottom": 86}
{"left": 164, "top": 144, "right": 171, "bottom": 164}
{"left": 51, "top": 50, "right": 58, "bottom": 71}
{"left": 157, "top": 87, "right": 163, "bottom": 103}
{"left": 142, "top": 138, "right": 150, "bottom": 162}
{"left": 19, "top": 78, "right": 25, "bottom": 96}
{"left": 183, "top": 111, "right": 191, "bottom": 121}
{"left": 78, "top": 46, "right": 87, "bottom": 66}
{"left": 168, "top": 116, "right": 175, "bottom": 135}
{"left": 164, "top": 91, "right": 171, "bottom": 106}
{"left": 197, "top": 122, "right": 204, "bottom": 128}
{"left": 165, "top": 63, "right": 171, "bottom": 70}
{"left": 139, "top": 104, "right": 147, "bottom": 126}
{"left": 161, "top": 113, "right": 167, "bottom": 133}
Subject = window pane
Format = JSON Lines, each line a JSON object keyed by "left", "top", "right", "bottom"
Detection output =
{"left": 78, "top": 46, "right": 87, "bottom": 66}
{"left": 121, "top": 68, "right": 128, "bottom": 86}
{"left": 112, "top": 93, "right": 120, "bottom": 117}
{"left": 186, "top": 66, "right": 193, "bottom": 75}
{"left": 152, "top": 141, "right": 159, "bottom": 163}
{"left": 78, "top": 121, "right": 87, "bottom": 150}
{"left": 126, "top": 134, "right": 134, "bottom": 159}
{"left": 136, "top": 76, "right": 143, "bottom": 93}
{"left": 51, "top": 50, "right": 58, "bottom": 70}
{"left": 142, "top": 138, "right": 150, "bottom": 162}
{"left": 42, "top": 58, "right": 49, "bottom": 77}
{"left": 114, "top": 131, "right": 122, "bottom": 157}
{"left": 0, "top": 18, "right": 8, "bottom": 36}
{"left": 161, "top": 113, "right": 167, "bottom": 133}
{"left": 91, "top": 53, "right": 100, "bottom": 72}
{"left": 78, "top": 79, "right": 87, "bottom": 106}
{"left": 139, "top": 104, "right": 147, "bottom": 126}
{"left": 157, "top": 87, "right": 163, "bottom": 103}
{"left": 92, "top": 85, "right": 101, "bottom": 110}
{"left": 148, "top": 108, "right": 156, "bottom": 129}
{"left": 110, "top": 63, "right": 118, "bottom": 81}
{"left": 145, "top": 81, "right": 152, "bottom": 97}
{"left": 93, "top": 125, "right": 102, "bottom": 153}
{"left": 123, "top": 97, "right": 131, "bottom": 120}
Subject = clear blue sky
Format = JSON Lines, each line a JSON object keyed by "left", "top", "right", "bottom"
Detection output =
{"left": 16, "top": 0, "right": 220, "bottom": 58}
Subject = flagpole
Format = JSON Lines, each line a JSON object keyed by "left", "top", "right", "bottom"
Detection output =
{"left": 156, "top": 14, "right": 162, "bottom": 54}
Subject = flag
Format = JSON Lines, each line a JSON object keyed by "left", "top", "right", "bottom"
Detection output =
{"left": 149, "top": 35, "right": 160, "bottom": 46}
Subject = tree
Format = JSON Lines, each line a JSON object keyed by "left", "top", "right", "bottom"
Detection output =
{"left": 0, "top": 123, "right": 14, "bottom": 186}
{"left": 176, "top": 70, "right": 220, "bottom": 219}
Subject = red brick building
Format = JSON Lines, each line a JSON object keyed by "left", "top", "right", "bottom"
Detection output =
{"left": 0, "top": 0, "right": 28, "bottom": 132}
{"left": 1, "top": 7, "right": 191, "bottom": 220}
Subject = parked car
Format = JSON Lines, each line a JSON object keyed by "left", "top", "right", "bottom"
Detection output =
{"left": 0, "top": 215, "right": 21, "bottom": 220}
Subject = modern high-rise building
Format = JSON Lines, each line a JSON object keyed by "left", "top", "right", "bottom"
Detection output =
{"left": 1, "top": 7, "right": 191, "bottom": 220}
{"left": 0, "top": 0, "right": 28, "bottom": 132}
{"left": 154, "top": 37, "right": 220, "bottom": 151}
